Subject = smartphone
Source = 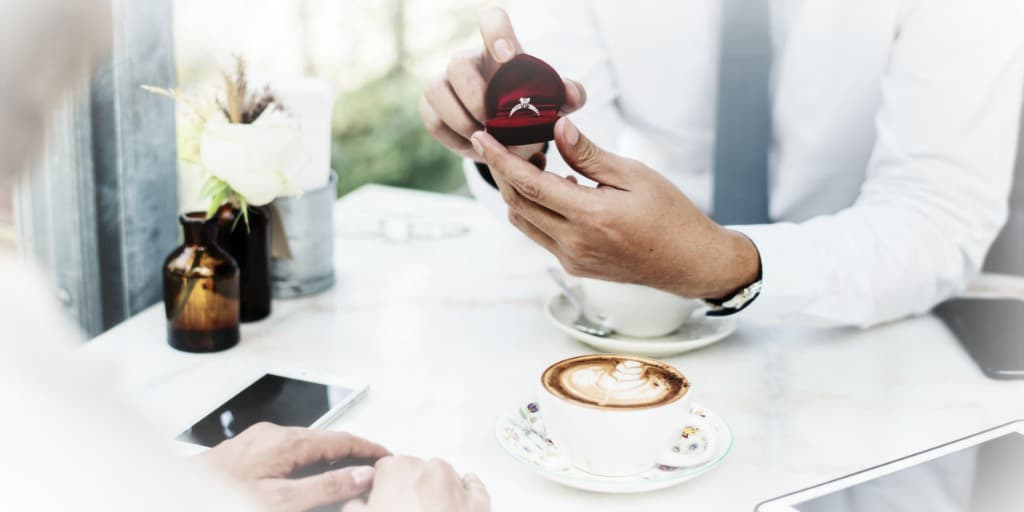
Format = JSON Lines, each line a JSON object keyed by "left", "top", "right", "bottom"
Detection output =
{"left": 934, "top": 298, "right": 1024, "bottom": 379}
{"left": 176, "top": 370, "right": 367, "bottom": 449}
{"left": 756, "top": 420, "right": 1024, "bottom": 511}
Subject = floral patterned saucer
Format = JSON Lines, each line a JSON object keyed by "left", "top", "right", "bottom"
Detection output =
{"left": 494, "top": 401, "right": 733, "bottom": 493}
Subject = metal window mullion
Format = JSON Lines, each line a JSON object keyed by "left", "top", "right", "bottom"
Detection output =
{"left": 15, "top": 89, "right": 104, "bottom": 337}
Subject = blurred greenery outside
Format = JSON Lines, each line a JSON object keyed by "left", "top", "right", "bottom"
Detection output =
{"left": 331, "top": 71, "right": 463, "bottom": 197}
{"left": 174, "top": 0, "right": 487, "bottom": 200}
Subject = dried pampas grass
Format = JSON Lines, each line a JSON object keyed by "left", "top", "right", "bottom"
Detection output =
{"left": 217, "top": 55, "right": 281, "bottom": 124}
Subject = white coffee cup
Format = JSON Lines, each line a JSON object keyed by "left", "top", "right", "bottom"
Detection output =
{"left": 578, "top": 278, "right": 702, "bottom": 338}
{"left": 537, "top": 354, "right": 714, "bottom": 476}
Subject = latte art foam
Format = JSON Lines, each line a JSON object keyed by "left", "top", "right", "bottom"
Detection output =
{"left": 543, "top": 355, "right": 688, "bottom": 409}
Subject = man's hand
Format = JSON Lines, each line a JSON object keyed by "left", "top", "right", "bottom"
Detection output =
{"left": 470, "top": 117, "right": 761, "bottom": 300}
{"left": 419, "top": 6, "right": 586, "bottom": 162}
{"left": 339, "top": 456, "right": 490, "bottom": 512}
{"left": 200, "top": 422, "right": 391, "bottom": 512}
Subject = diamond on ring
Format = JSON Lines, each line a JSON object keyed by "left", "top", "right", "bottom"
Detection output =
{"left": 509, "top": 97, "right": 541, "bottom": 118}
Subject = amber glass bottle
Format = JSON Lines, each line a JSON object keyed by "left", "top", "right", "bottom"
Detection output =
{"left": 163, "top": 213, "right": 240, "bottom": 352}
{"left": 218, "top": 205, "right": 272, "bottom": 322}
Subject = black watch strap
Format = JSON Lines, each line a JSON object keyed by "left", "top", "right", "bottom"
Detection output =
{"left": 704, "top": 279, "right": 762, "bottom": 317}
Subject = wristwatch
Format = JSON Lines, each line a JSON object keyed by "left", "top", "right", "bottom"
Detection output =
{"left": 704, "top": 279, "right": 762, "bottom": 317}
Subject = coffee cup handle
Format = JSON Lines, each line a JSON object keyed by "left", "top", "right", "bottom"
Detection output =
{"left": 655, "top": 411, "right": 719, "bottom": 469}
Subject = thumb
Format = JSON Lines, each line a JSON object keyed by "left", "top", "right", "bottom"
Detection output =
{"left": 478, "top": 6, "right": 522, "bottom": 66}
{"left": 284, "top": 465, "right": 375, "bottom": 512}
{"left": 554, "top": 117, "right": 634, "bottom": 189}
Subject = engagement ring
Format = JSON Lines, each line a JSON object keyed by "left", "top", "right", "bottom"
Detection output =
{"left": 509, "top": 97, "right": 540, "bottom": 118}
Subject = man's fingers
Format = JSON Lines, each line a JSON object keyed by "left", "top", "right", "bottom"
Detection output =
{"left": 446, "top": 50, "right": 489, "bottom": 123}
{"left": 487, "top": 151, "right": 570, "bottom": 243}
{"left": 502, "top": 183, "right": 569, "bottom": 239}
{"left": 486, "top": 156, "right": 564, "bottom": 239}
{"left": 478, "top": 6, "right": 522, "bottom": 66}
{"left": 277, "top": 466, "right": 375, "bottom": 512}
{"left": 508, "top": 205, "right": 562, "bottom": 256}
{"left": 462, "top": 473, "right": 491, "bottom": 512}
{"left": 561, "top": 78, "right": 587, "bottom": 114}
{"left": 554, "top": 117, "right": 634, "bottom": 189}
{"left": 286, "top": 429, "right": 392, "bottom": 469}
{"left": 528, "top": 151, "right": 547, "bottom": 170}
{"left": 419, "top": 95, "right": 478, "bottom": 160}
{"left": 424, "top": 76, "right": 482, "bottom": 139}
{"left": 471, "top": 130, "right": 592, "bottom": 216}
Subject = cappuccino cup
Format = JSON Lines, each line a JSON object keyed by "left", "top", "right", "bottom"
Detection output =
{"left": 578, "top": 278, "right": 702, "bottom": 338}
{"left": 537, "top": 354, "right": 714, "bottom": 476}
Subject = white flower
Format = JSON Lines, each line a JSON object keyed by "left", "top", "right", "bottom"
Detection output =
{"left": 199, "top": 109, "right": 302, "bottom": 206}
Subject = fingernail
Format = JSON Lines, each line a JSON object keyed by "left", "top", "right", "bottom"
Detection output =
{"left": 493, "top": 39, "right": 514, "bottom": 62}
{"left": 470, "top": 133, "right": 485, "bottom": 156}
{"left": 563, "top": 79, "right": 578, "bottom": 99}
{"left": 563, "top": 119, "right": 580, "bottom": 146}
{"left": 351, "top": 466, "right": 375, "bottom": 486}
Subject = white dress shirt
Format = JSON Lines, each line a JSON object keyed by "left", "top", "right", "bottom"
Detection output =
{"left": 465, "top": 0, "right": 1024, "bottom": 328}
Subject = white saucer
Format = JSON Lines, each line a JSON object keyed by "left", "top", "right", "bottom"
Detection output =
{"left": 544, "top": 293, "right": 738, "bottom": 357}
{"left": 494, "top": 401, "right": 732, "bottom": 493}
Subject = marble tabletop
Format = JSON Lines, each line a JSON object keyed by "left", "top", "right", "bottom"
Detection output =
{"left": 85, "top": 184, "right": 1024, "bottom": 511}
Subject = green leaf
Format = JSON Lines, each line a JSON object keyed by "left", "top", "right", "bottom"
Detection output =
{"left": 205, "top": 189, "right": 226, "bottom": 219}
{"left": 330, "top": 71, "right": 463, "bottom": 197}
{"left": 230, "top": 206, "right": 242, "bottom": 233}
{"left": 198, "top": 176, "right": 223, "bottom": 200}
{"left": 239, "top": 196, "right": 251, "bottom": 233}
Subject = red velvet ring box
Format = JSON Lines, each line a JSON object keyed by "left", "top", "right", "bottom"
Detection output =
{"left": 485, "top": 54, "right": 565, "bottom": 146}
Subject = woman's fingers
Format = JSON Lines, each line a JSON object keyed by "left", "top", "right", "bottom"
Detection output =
{"left": 462, "top": 473, "right": 491, "bottom": 512}
{"left": 268, "top": 465, "right": 375, "bottom": 512}
{"left": 284, "top": 428, "right": 391, "bottom": 469}
{"left": 339, "top": 499, "right": 368, "bottom": 512}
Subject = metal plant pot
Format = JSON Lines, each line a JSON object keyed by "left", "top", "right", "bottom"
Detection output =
{"left": 271, "top": 172, "right": 336, "bottom": 298}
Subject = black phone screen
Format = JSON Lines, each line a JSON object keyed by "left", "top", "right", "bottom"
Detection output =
{"left": 177, "top": 374, "right": 356, "bottom": 447}
{"left": 935, "top": 298, "right": 1024, "bottom": 379}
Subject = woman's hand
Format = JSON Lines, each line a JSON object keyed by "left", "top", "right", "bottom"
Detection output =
{"left": 340, "top": 456, "right": 490, "bottom": 512}
{"left": 201, "top": 422, "right": 391, "bottom": 512}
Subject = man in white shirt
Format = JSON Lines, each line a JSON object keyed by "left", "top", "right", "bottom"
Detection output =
{"left": 421, "top": 2, "right": 1024, "bottom": 328}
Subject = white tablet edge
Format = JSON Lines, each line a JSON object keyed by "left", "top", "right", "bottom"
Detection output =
{"left": 756, "top": 420, "right": 1024, "bottom": 512}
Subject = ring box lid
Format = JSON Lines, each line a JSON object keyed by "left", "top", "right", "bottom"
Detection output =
{"left": 484, "top": 54, "right": 566, "bottom": 146}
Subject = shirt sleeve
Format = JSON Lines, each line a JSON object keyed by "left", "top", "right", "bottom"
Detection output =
{"left": 464, "top": 0, "right": 625, "bottom": 218}
{"left": 732, "top": 1, "right": 1024, "bottom": 328}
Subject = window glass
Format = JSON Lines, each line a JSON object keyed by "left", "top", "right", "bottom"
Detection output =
{"left": 173, "top": 0, "right": 497, "bottom": 198}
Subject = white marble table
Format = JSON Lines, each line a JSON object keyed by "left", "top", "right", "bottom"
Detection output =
{"left": 85, "top": 185, "right": 1024, "bottom": 511}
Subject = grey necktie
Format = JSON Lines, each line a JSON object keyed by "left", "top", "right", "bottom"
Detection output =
{"left": 711, "top": 0, "right": 773, "bottom": 225}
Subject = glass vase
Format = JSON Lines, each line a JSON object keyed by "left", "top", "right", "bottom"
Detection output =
{"left": 218, "top": 205, "right": 272, "bottom": 322}
{"left": 163, "top": 212, "right": 240, "bottom": 352}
